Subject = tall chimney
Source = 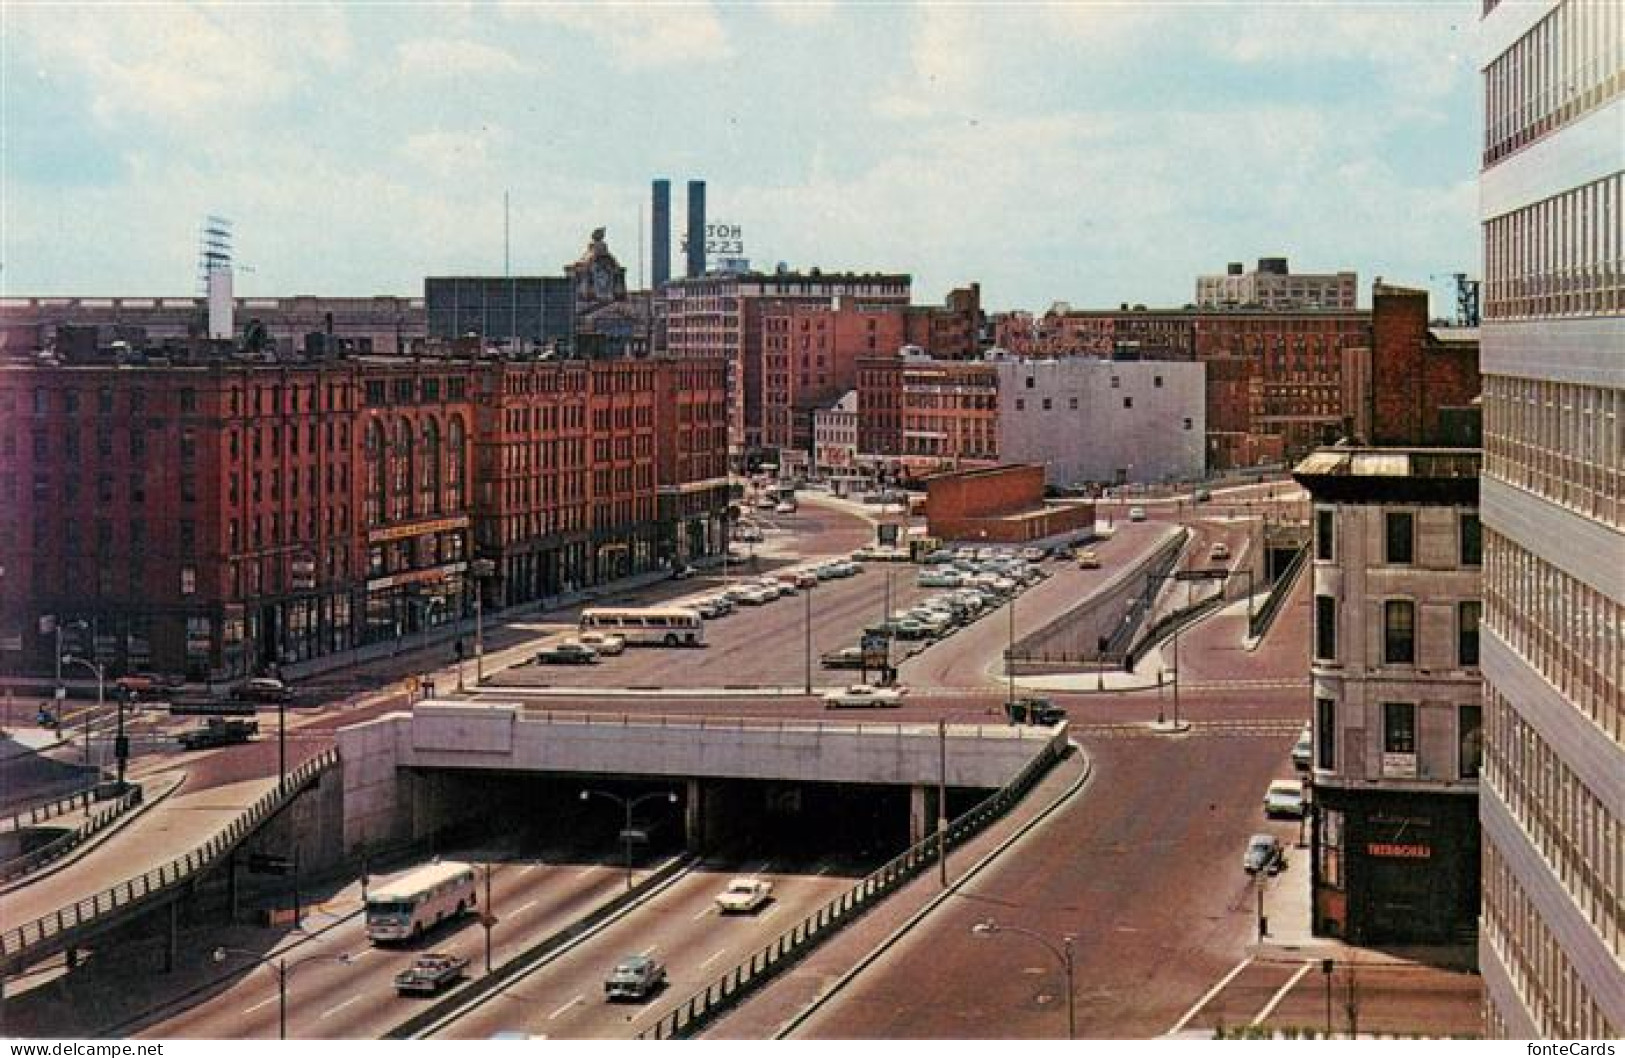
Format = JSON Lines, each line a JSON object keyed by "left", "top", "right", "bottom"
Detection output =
{"left": 652, "top": 179, "right": 671, "bottom": 288}
{"left": 686, "top": 179, "right": 707, "bottom": 279}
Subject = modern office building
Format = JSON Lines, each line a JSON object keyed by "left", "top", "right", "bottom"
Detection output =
{"left": 423, "top": 276, "right": 574, "bottom": 349}
{"left": 1196, "top": 257, "right": 1358, "bottom": 311}
{"left": 1477, "top": 0, "right": 1624, "bottom": 1038}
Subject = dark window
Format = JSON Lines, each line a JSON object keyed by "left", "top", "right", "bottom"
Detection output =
{"left": 1459, "top": 705, "right": 1482, "bottom": 779}
{"left": 1383, "top": 600, "right": 1415, "bottom": 664}
{"left": 96, "top": 474, "right": 112, "bottom": 502}
{"left": 179, "top": 388, "right": 197, "bottom": 414}
{"left": 1316, "top": 508, "right": 1334, "bottom": 560}
{"left": 98, "top": 387, "right": 113, "bottom": 414}
{"left": 179, "top": 520, "right": 196, "bottom": 555}
{"left": 1383, "top": 702, "right": 1416, "bottom": 755}
{"left": 1042, "top": 398, "right": 1052, "bottom": 411}
{"left": 1385, "top": 511, "right": 1414, "bottom": 564}
{"left": 1154, "top": 375, "right": 1163, "bottom": 388}
{"left": 63, "top": 390, "right": 78, "bottom": 414}
{"left": 1315, "top": 696, "right": 1336, "bottom": 770}
{"left": 365, "top": 380, "right": 386, "bottom": 406}
{"left": 1458, "top": 600, "right": 1481, "bottom": 667}
{"left": 1014, "top": 398, "right": 1025, "bottom": 412}
{"left": 1314, "top": 594, "right": 1337, "bottom": 661}
{"left": 1024, "top": 376, "right": 1034, "bottom": 389}
{"left": 129, "top": 473, "right": 145, "bottom": 504}
{"left": 180, "top": 474, "right": 197, "bottom": 503}
{"left": 1460, "top": 513, "right": 1482, "bottom": 566}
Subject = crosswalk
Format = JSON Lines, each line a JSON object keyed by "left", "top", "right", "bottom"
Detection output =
{"left": 1073, "top": 718, "right": 1303, "bottom": 739}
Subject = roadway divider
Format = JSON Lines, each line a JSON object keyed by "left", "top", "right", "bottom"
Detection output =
{"left": 640, "top": 730, "right": 1068, "bottom": 1040}
{"left": 1247, "top": 541, "right": 1309, "bottom": 641}
{"left": 387, "top": 854, "right": 696, "bottom": 1039}
{"left": 0, "top": 748, "right": 339, "bottom": 975}
{"left": 0, "top": 784, "right": 145, "bottom": 885}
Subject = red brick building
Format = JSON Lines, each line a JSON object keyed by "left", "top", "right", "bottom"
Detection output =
{"left": 924, "top": 464, "right": 1095, "bottom": 543}
{"left": 1360, "top": 284, "right": 1481, "bottom": 447}
{"left": 654, "top": 358, "right": 731, "bottom": 564}
{"left": 854, "top": 354, "right": 1000, "bottom": 481}
{"left": 758, "top": 300, "right": 907, "bottom": 456}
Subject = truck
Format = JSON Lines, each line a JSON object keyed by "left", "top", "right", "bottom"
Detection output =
{"left": 394, "top": 953, "right": 469, "bottom": 996}
{"left": 177, "top": 717, "right": 259, "bottom": 750}
{"left": 1004, "top": 697, "right": 1067, "bottom": 726}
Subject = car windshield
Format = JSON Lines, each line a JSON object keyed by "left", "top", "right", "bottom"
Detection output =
{"left": 367, "top": 900, "right": 414, "bottom": 916}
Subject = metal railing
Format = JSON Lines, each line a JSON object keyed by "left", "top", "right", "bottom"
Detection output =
{"left": 0, "top": 748, "right": 339, "bottom": 970}
{"left": 2, "top": 788, "right": 103, "bottom": 833}
{"left": 640, "top": 734, "right": 1066, "bottom": 1039}
{"left": 1247, "top": 541, "right": 1309, "bottom": 640}
{"left": 0, "top": 785, "right": 145, "bottom": 885}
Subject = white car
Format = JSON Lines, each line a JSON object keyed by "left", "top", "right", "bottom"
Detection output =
{"left": 715, "top": 877, "right": 774, "bottom": 914}
{"left": 1128, "top": 506, "right": 1147, "bottom": 522}
{"left": 774, "top": 502, "right": 796, "bottom": 515}
{"left": 1264, "top": 779, "right": 1307, "bottom": 819}
{"left": 823, "top": 684, "right": 906, "bottom": 709}
{"left": 576, "top": 632, "right": 626, "bottom": 656}
{"left": 1209, "top": 542, "right": 1231, "bottom": 562}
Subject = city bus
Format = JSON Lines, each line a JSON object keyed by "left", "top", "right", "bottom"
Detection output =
{"left": 365, "top": 860, "right": 478, "bottom": 944}
{"left": 579, "top": 606, "right": 705, "bottom": 647}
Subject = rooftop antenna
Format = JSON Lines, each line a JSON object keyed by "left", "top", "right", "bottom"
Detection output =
{"left": 505, "top": 190, "right": 516, "bottom": 348}
{"left": 197, "top": 215, "right": 232, "bottom": 294}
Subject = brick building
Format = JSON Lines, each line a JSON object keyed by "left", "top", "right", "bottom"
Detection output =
{"left": 758, "top": 299, "right": 907, "bottom": 456}
{"left": 854, "top": 352, "right": 1000, "bottom": 481}
{"left": 923, "top": 464, "right": 1095, "bottom": 544}
{"left": 1347, "top": 284, "right": 1481, "bottom": 448}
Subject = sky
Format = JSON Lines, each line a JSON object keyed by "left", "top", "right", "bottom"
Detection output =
{"left": 2, "top": 1, "right": 1481, "bottom": 314}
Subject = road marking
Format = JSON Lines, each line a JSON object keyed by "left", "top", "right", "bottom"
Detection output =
{"left": 576, "top": 867, "right": 598, "bottom": 879}
{"left": 639, "top": 945, "right": 658, "bottom": 957}
{"left": 345, "top": 948, "right": 372, "bottom": 961}
{"left": 691, "top": 906, "right": 712, "bottom": 922}
{"left": 515, "top": 899, "right": 538, "bottom": 914}
{"left": 521, "top": 864, "right": 538, "bottom": 875}
{"left": 760, "top": 904, "right": 781, "bottom": 919}
{"left": 700, "top": 948, "right": 727, "bottom": 968}
{"left": 319, "top": 995, "right": 362, "bottom": 1020}
{"left": 547, "top": 996, "right": 583, "bottom": 1021}
{"left": 1168, "top": 955, "right": 1253, "bottom": 1035}
{"left": 1252, "top": 960, "right": 1315, "bottom": 1026}
{"left": 813, "top": 863, "right": 831, "bottom": 876}
{"left": 242, "top": 994, "right": 278, "bottom": 1016}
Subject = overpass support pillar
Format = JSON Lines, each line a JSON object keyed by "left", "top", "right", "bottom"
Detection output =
{"left": 685, "top": 779, "right": 703, "bottom": 852}
{"left": 909, "top": 786, "right": 930, "bottom": 846}
{"left": 163, "top": 900, "right": 178, "bottom": 973}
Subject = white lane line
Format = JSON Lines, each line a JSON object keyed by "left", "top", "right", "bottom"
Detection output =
{"left": 576, "top": 867, "right": 598, "bottom": 878}
{"left": 319, "top": 995, "right": 362, "bottom": 1020}
{"left": 521, "top": 864, "right": 538, "bottom": 874}
{"left": 640, "top": 945, "right": 659, "bottom": 957}
{"left": 547, "top": 996, "right": 584, "bottom": 1021}
{"left": 1252, "top": 960, "right": 1315, "bottom": 1026}
{"left": 813, "top": 863, "right": 831, "bottom": 877}
{"left": 345, "top": 948, "right": 372, "bottom": 961}
{"left": 691, "top": 905, "right": 713, "bottom": 922}
{"left": 760, "top": 904, "right": 781, "bottom": 920}
{"left": 699, "top": 948, "right": 727, "bottom": 969}
{"left": 515, "top": 899, "right": 538, "bottom": 914}
{"left": 1168, "top": 955, "right": 1253, "bottom": 1035}
{"left": 241, "top": 994, "right": 278, "bottom": 1016}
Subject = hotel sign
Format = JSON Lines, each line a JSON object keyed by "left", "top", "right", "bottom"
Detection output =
{"left": 367, "top": 561, "right": 468, "bottom": 592}
{"left": 1366, "top": 843, "right": 1432, "bottom": 860}
{"left": 367, "top": 515, "right": 470, "bottom": 545}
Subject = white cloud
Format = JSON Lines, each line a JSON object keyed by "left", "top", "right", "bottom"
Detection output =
{"left": 500, "top": 2, "right": 730, "bottom": 69}
{"left": 761, "top": 0, "right": 837, "bottom": 27}
{"left": 395, "top": 38, "right": 526, "bottom": 79}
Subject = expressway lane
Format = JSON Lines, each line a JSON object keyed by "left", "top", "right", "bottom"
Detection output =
{"left": 434, "top": 854, "right": 874, "bottom": 1040}
{"left": 140, "top": 849, "right": 635, "bottom": 1040}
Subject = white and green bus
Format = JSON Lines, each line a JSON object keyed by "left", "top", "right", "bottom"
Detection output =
{"left": 579, "top": 606, "right": 705, "bottom": 647}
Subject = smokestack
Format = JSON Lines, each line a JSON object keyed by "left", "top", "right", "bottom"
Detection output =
{"left": 207, "top": 268, "right": 234, "bottom": 340}
{"left": 652, "top": 179, "right": 671, "bottom": 288}
{"left": 686, "top": 179, "right": 706, "bottom": 279}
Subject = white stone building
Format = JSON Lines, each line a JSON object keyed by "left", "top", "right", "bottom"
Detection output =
{"left": 1196, "top": 257, "right": 1357, "bottom": 311}
{"left": 812, "top": 390, "right": 859, "bottom": 477}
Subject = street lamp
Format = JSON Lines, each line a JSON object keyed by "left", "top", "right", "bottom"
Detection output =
{"left": 211, "top": 946, "right": 351, "bottom": 1039}
{"left": 803, "top": 580, "right": 815, "bottom": 696}
{"left": 971, "top": 918, "right": 1076, "bottom": 1039}
{"left": 579, "top": 789, "right": 678, "bottom": 890}
{"left": 61, "top": 654, "right": 111, "bottom": 781}
{"left": 471, "top": 558, "right": 496, "bottom": 685}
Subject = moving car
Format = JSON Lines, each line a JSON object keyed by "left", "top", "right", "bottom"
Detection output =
{"left": 669, "top": 564, "right": 696, "bottom": 581}
{"left": 395, "top": 953, "right": 469, "bottom": 996}
{"left": 1128, "top": 506, "right": 1147, "bottom": 522}
{"left": 177, "top": 717, "right": 259, "bottom": 750}
{"left": 577, "top": 632, "right": 626, "bottom": 657}
{"left": 605, "top": 955, "right": 667, "bottom": 1001}
{"left": 820, "top": 646, "right": 867, "bottom": 669}
{"left": 1195, "top": 488, "right": 1212, "bottom": 503}
{"left": 115, "top": 673, "right": 185, "bottom": 696}
{"left": 535, "top": 641, "right": 599, "bottom": 665}
{"left": 237, "top": 677, "right": 293, "bottom": 703}
{"left": 736, "top": 525, "right": 765, "bottom": 543}
{"left": 774, "top": 502, "right": 796, "bottom": 515}
{"left": 1264, "top": 779, "right": 1307, "bottom": 819}
{"left": 1243, "top": 834, "right": 1285, "bottom": 875}
{"left": 1292, "top": 724, "right": 1314, "bottom": 770}
{"left": 823, "top": 684, "right": 906, "bottom": 709}
{"left": 1004, "top": 697, "right": 1066, "bottom": 726}
{"left": 1209, "top": 542, "right": 1231, "bottom": 562}
{"left": 714, "top": 877, "right": 773, "bottom": 914}
{"left": 1076, "top": 550, "right": 1102, "bottom": 569}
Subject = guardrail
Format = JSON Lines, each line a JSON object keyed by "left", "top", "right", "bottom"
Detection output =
{"left": 0, "top": 784, "right": 145, "bottom": 885}
{"left": 2, "top": 787, "right": 103, "bottom": 833}
{"left": 640, "top": 732, "right": 1066, "bottom": 1039}
{"left": 0, "top": 748, "right": 339, "bottom": 972}
{"left": 1247, "top": 541, "right": 1309, "bottom": 640}
{"left": 509, "top": 710, "right": 1056, "bottom": 741}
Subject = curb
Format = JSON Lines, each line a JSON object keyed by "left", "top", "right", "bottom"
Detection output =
{"left": 0, "top": 772, "right": 189, "bottom": 895}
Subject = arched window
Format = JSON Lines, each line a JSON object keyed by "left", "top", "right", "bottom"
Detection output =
{"left": 364, "top": 419, "right": 386, "bottom": 527}
{"left": 446, "top": 415, "right": 466, "bottom": 509}
{"left": 421, "top": 417, "right": 441, "bottom": 514}
{"left": 391, "top": 419, "right": 413, "bottom": 522}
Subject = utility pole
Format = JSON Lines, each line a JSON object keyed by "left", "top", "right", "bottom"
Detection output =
{"left": 937, "top": 718, "right": 948, "bottom": 888}
{"left": 803, "top": 585, "right": 813, "bottom": 696}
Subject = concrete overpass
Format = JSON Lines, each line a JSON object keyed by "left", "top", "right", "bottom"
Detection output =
{"left": 338, "top": 701, "right": 1066, "bottom": 855}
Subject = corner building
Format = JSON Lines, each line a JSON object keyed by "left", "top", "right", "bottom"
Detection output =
{"left": 1478, "top": 0, "right": 1625, "bottom": 1037}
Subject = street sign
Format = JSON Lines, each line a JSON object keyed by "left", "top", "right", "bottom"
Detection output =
{"left": 244, "top": 853, "right": 295, "bottom": 875}
{"left": 1175, "top": 569, "right": 1228, "bottom": 581}
{"left": 618, "top": 829, "right": 649, "bottom": 844}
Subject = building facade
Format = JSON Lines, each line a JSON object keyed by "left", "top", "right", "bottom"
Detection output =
{"left": 812, "top": 391, "right": 859, "bottom": 477}
{"left": 994, "top": 357, "right": 1205, "bottom": 487}
{"left": 423, "top": 276, "right": 575, "bottom": 349}
{"left": 854, "top": 353, "right": 1000, "bottom": 481}
{"left": 923, "top": 464, "right": 1094, "bottom": 544}
{"left": 1294, "top": 448, "right": 1484, "bottom": 946}
{"left": 1196, "top": 257, "right": 1358, "bottom": 311}
{"left": 1477, "top": 0, "right": 1625, "bottom": 1038}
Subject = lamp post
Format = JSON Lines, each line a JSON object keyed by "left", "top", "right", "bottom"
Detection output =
{"left": 470, "top": 558, "right": 496, "bottom": 685}
{"left": 61, "top": 654, "right": 107, "bottom": 777}
{"left": 211, "top": 946, "right": 350, "bottom": 1039}
{"left": 803, "top": 582, "right": 814, "bottom": 696}
{"left": 579, "top": 788, "right": 678, "bottom": 890}
{"left": 1006, "top": 591, "right": 1017, "bottom": 709}
{"left": 971, "top": 919, "right": 1076, "bottom": 1039}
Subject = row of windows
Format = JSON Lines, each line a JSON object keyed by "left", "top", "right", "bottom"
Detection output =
{"left": 1314, "top": 508, "right": 1483, "bottom": 567}
{"left": 1483, "top": 374, "right": 1624, "bottom": 532}
{"left": 1485, "top": 686, "right": 1625, "bottom": 975}
{"left": 1483, "top": 172, "right": 1625, "bottom": 319}
{"left": 1483, "top": 0, "right": 1624, "bottom": 167}
{"left": 1483, "top": 838, "right": 1617, "bottom": 1039}
{"left": 22, "top": 385, "right": 193, "bottom": 416}
{"left": 1313, "top": 594, "right": 1480, "bottom": 668}
{"left": 363, "top": 376, "right": 470, "bottom": 406}
{"left": 8, "top": 471, "right": 198, "bottom": 506}
{"left": 1314, "top": 696, "right": 1482, "bottom": 780}
{"left": 1483, "top": 527, "right": 1625, "bottom": 744}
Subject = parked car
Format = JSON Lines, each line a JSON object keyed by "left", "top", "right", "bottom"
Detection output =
{"left": 1243, "top": 834, "right": 1285, "bottom": 875}
{"left": 577, "top": 632, "right": 626, "bottom": 657}
{"left": 1264, "top": 779, "right": 1307, "bottom": 819}
{"left": 237, "top": 678, "right": 293, "bottom": 703}
{"left": 892, "top": 619, "right": 932, "bottom": 641}
{"left": 714, "top": 877, "right": 774, "bottom": 914}
{"left": 774, "top": 502, "right": 796, "bottom": 515}
{"left": 1195, "top": 488, "right": 1212, "bottom": 503}
{"left": 918, "top": 570, "right": 963, "bottom": 588}
{"left": 736, "top": 525, "right": 765, "bottom": 543}
{"left": 820, "top": 646, "right": 868, "bottom": 669}
{"left": 823, "top": 684, "right": 906, "bottom": 709}
{"left": 1128, "top": 506, "right": 1147, "bottom": 522}
{"left": 669, "top": 564, "right": 696, "bottom": 581}
{"left": 1020, "top": 547, "right": 1046, "bottom": 562}
{"left": 1292, "top": 724, "right": 1314, "bottom": 770}
{"left": 604, "top": 955, "right": 667, "bottom": 1001}
{"left": 922, "top": 549, "right": 957, "bottom": 566}
{"left": 115, "top": 672, "right": 185, "bottom": 696}
{"left": 1209, "top": 542, "right": 1231, "bottom": 562}
{"left": 536, "top": 642, "right": 599, "bottom": 665}
{"left": 1076, "top": 550, "right": 1102, "bottom": 569}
